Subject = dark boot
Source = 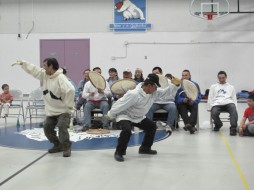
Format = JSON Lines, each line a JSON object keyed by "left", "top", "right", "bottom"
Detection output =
{"left": 48, "top": 141, "right": 63, "bottom": 153}
{"left": 139, "top": 146, "right": 157, "bottom": 155}
{"left": 63, "top": 143, "right": 72, "bottom": 157}
{"left": 114, "top": 152, "right": 124, "bottom": 162}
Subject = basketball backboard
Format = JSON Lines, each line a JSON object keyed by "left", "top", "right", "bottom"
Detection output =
{"left": 190, "top": 0, "right": 229, "bottom": 20}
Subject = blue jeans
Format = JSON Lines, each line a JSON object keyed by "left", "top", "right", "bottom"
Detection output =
{"left": 146, "top": 103, "right": 177, "bottom": 127}
{"left": 83, "top": 101, "right": 109, "bottom": 127}
{"left": 211, "top": 103, "right": 238, "bottom": 130}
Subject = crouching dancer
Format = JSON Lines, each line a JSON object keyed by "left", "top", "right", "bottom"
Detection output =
{"left": 105, "top": 73, "right": 180, "bottom": 162}
{"left": 12, "top": 58, "right": 75, "bottom": 157}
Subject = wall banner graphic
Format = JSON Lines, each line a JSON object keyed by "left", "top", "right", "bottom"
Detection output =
{"left": 109, "top": 0, "right": 151, "bottom": 32}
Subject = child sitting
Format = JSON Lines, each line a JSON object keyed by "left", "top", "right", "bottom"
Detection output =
{"left": 0, "top": 84, "right": 13, "bottom": 118}
{"left": 239, "top": 94, "right": 254, "bottom": 136}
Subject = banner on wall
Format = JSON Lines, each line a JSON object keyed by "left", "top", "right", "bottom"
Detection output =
{"left": 109, "top": 0, "right": 151, "bottom": 32}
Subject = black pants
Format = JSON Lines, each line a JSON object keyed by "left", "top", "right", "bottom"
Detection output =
{"left": 177, "top": 103, "right": 198, "bottom": 127}
{"left": 116, "top": 118, "right": 157, "bottom": 155}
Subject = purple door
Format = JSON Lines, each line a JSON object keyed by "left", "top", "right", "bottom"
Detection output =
{"left": 40, "top": 39, "right": 90, "bottom": 86}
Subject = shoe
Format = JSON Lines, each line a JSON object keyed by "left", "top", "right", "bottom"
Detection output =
{"left": 183, "top": 124, "right": 192, "bottom": 131}
{"left": 81, "top": 126, "right": 89, "bottom": 132}
{"left": 214, "top": 125, "right": 222, "bottom": 131}
{"left": 139, "top": 146, "right": 157, "bottom": 155}
{"left": 48, "top": 144, "right": 63, "bottom": 153}
{"left": 189, "top": 126, "right": 197, "bottom": 134}
{"left": 230, "top": 129, "right": 237, "bottom": 136}
{"left": 165, "top": 125, "right": 172, "bottom": 136}
{"left": 63, "top": 147, "right": 71, "bottom": 157}
{"left": 114, "top": 152, "right": 124, "bottom": 162}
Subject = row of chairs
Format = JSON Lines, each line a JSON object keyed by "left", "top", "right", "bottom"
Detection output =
{"left": 153, "top": 109, "right": 230, "bottom": 131}
{"left": 0, "top": 88, "right": 45, "bottom": 126}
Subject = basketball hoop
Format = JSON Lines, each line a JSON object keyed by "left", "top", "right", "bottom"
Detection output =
{"left": 190, "top": 0, "right": 229, "bottom": 20}
{"left": 203, "top": 12, "right": 217, "bottom": 20}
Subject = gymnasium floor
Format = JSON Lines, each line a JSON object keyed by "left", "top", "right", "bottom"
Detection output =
{"left": 0, "top": 102, "right": 253, "bottom": 190}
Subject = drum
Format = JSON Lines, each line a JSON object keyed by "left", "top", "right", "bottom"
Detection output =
{"left": 181, "top": 79, "right": 199, "bottom": 100}
{"left": 110, "top": 79, "right": 136, "bottom": 95}
{"left": 157, "top": 74, "right": 169, "bottom": 89}
{"left": 86, "top": 128, "right": 110, "bottom": 134}
{"left": 88, "top": 71, "right": 106, "bottom": 90}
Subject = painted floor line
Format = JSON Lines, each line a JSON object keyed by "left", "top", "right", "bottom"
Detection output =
{"left": 0, "top": 152, "right": 48, "bottom": 187}
{"left": 220, "top": 132, "right": 250, "bottom": 190}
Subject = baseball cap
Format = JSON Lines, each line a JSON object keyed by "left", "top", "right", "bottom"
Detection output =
{"left": 123, "top": 68, "right": 131, "bottom": 73}
{"left": 146, "top": 73, "right": 161, "bottom": 87}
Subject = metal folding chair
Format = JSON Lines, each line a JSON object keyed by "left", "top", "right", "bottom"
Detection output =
{"left": 24, "top": 87, "right": 45, "bottom": 124}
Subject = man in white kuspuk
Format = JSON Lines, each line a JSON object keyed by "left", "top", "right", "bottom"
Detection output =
{"left": 12, "top": 58, "right": 75, "bottom": 157}
{"left": 207, "top": 71, "right": 238, "bottom": 136}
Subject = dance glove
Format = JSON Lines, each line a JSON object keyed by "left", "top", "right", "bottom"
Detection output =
{"left": 171, "top": 76, "right": 181, "bottom": 86}
{"left": 11, "top": 60, "right": 26, "bottom": 66}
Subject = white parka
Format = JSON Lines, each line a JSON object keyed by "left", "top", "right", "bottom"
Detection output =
{"left": 21, "top": 62, "right": 75, "bottom": 116}
{"left": 107, "top": 83, "right": 178, "bottom": 123}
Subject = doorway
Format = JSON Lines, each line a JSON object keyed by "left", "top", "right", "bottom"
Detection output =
{"left": 40, "top": 39, "right": 90, "bottom": 86}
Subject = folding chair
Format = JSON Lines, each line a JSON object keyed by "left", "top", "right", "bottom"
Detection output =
{"left": 4, "top": 89, "right": 25, "bottom": 125}
{"left": 153, "top": 109, "right": 168, "bottom": 122}
{"left": 24, "top": 87, "right": 45, "bottom": 124}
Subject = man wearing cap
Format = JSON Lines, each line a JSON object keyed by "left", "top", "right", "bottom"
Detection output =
{"left": 105, "top": 73, "right": 180, "bottom": 162}
{"left": 123, "top": 68, "right": 132, "bottom": 79}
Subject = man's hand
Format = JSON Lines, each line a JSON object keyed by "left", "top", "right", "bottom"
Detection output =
{"left": 98, "top": 89, "right": 104, "bottom": 94}
{"left": 239, "top": 127, "right": 244, "bottom": 136}
{"left": 183, "top": 98, "right": 189, "bottom": 103}
{"left": 11, "top": 60, "right": 26, "bottom": 67}
{"left": 188, "top": 99, "right": 194, "bottom": 105}
{"left": 104, "top": 114, "right": 113, "bottom": 121}
{"left": 171, "top": 76, "right": 181, "bottom": 86}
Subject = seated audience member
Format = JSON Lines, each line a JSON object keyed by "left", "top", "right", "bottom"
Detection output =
{"left": 62, "top": 68, "right": 78, "bottom": 101}
{"left": 176, "top": 69, "right": 202, "bottom": 134}
{"left": 239, "top": 94, "right": 254, "bottom": 136}
{"left": 106, "top": 67, "right": 120, "bottom": 106}
{"left": 207, "top": 71, "right": 238, "bottom": 136}
{"left": 76, "top": 69, "right": 90, "bottom": 110}
{"left": 134, "top": 68, "right": 144, "bottom": 84}
{"left": 146, "top": 67, "right": 179, "bottom": 132}
{"left": 107, "top": 68, "right": 120, "bottom": 86}
{"left": 123, "top": 68, "right": 132, "bottom": 79}
{"left": 0, "top": 84, "right": 13, "bottom": 118}
{"left": 82, "top": 67, "right": 112, "bottom": 131}
{"left": 165, "top": 73, "right": 172, "bottom": 80}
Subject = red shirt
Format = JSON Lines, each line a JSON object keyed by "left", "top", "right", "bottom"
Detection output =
{"left": 243, "top": 107, "right": 254, "bottom": 122}
{"left": 0, "top": 93, "right": 13, "bottom": 103}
